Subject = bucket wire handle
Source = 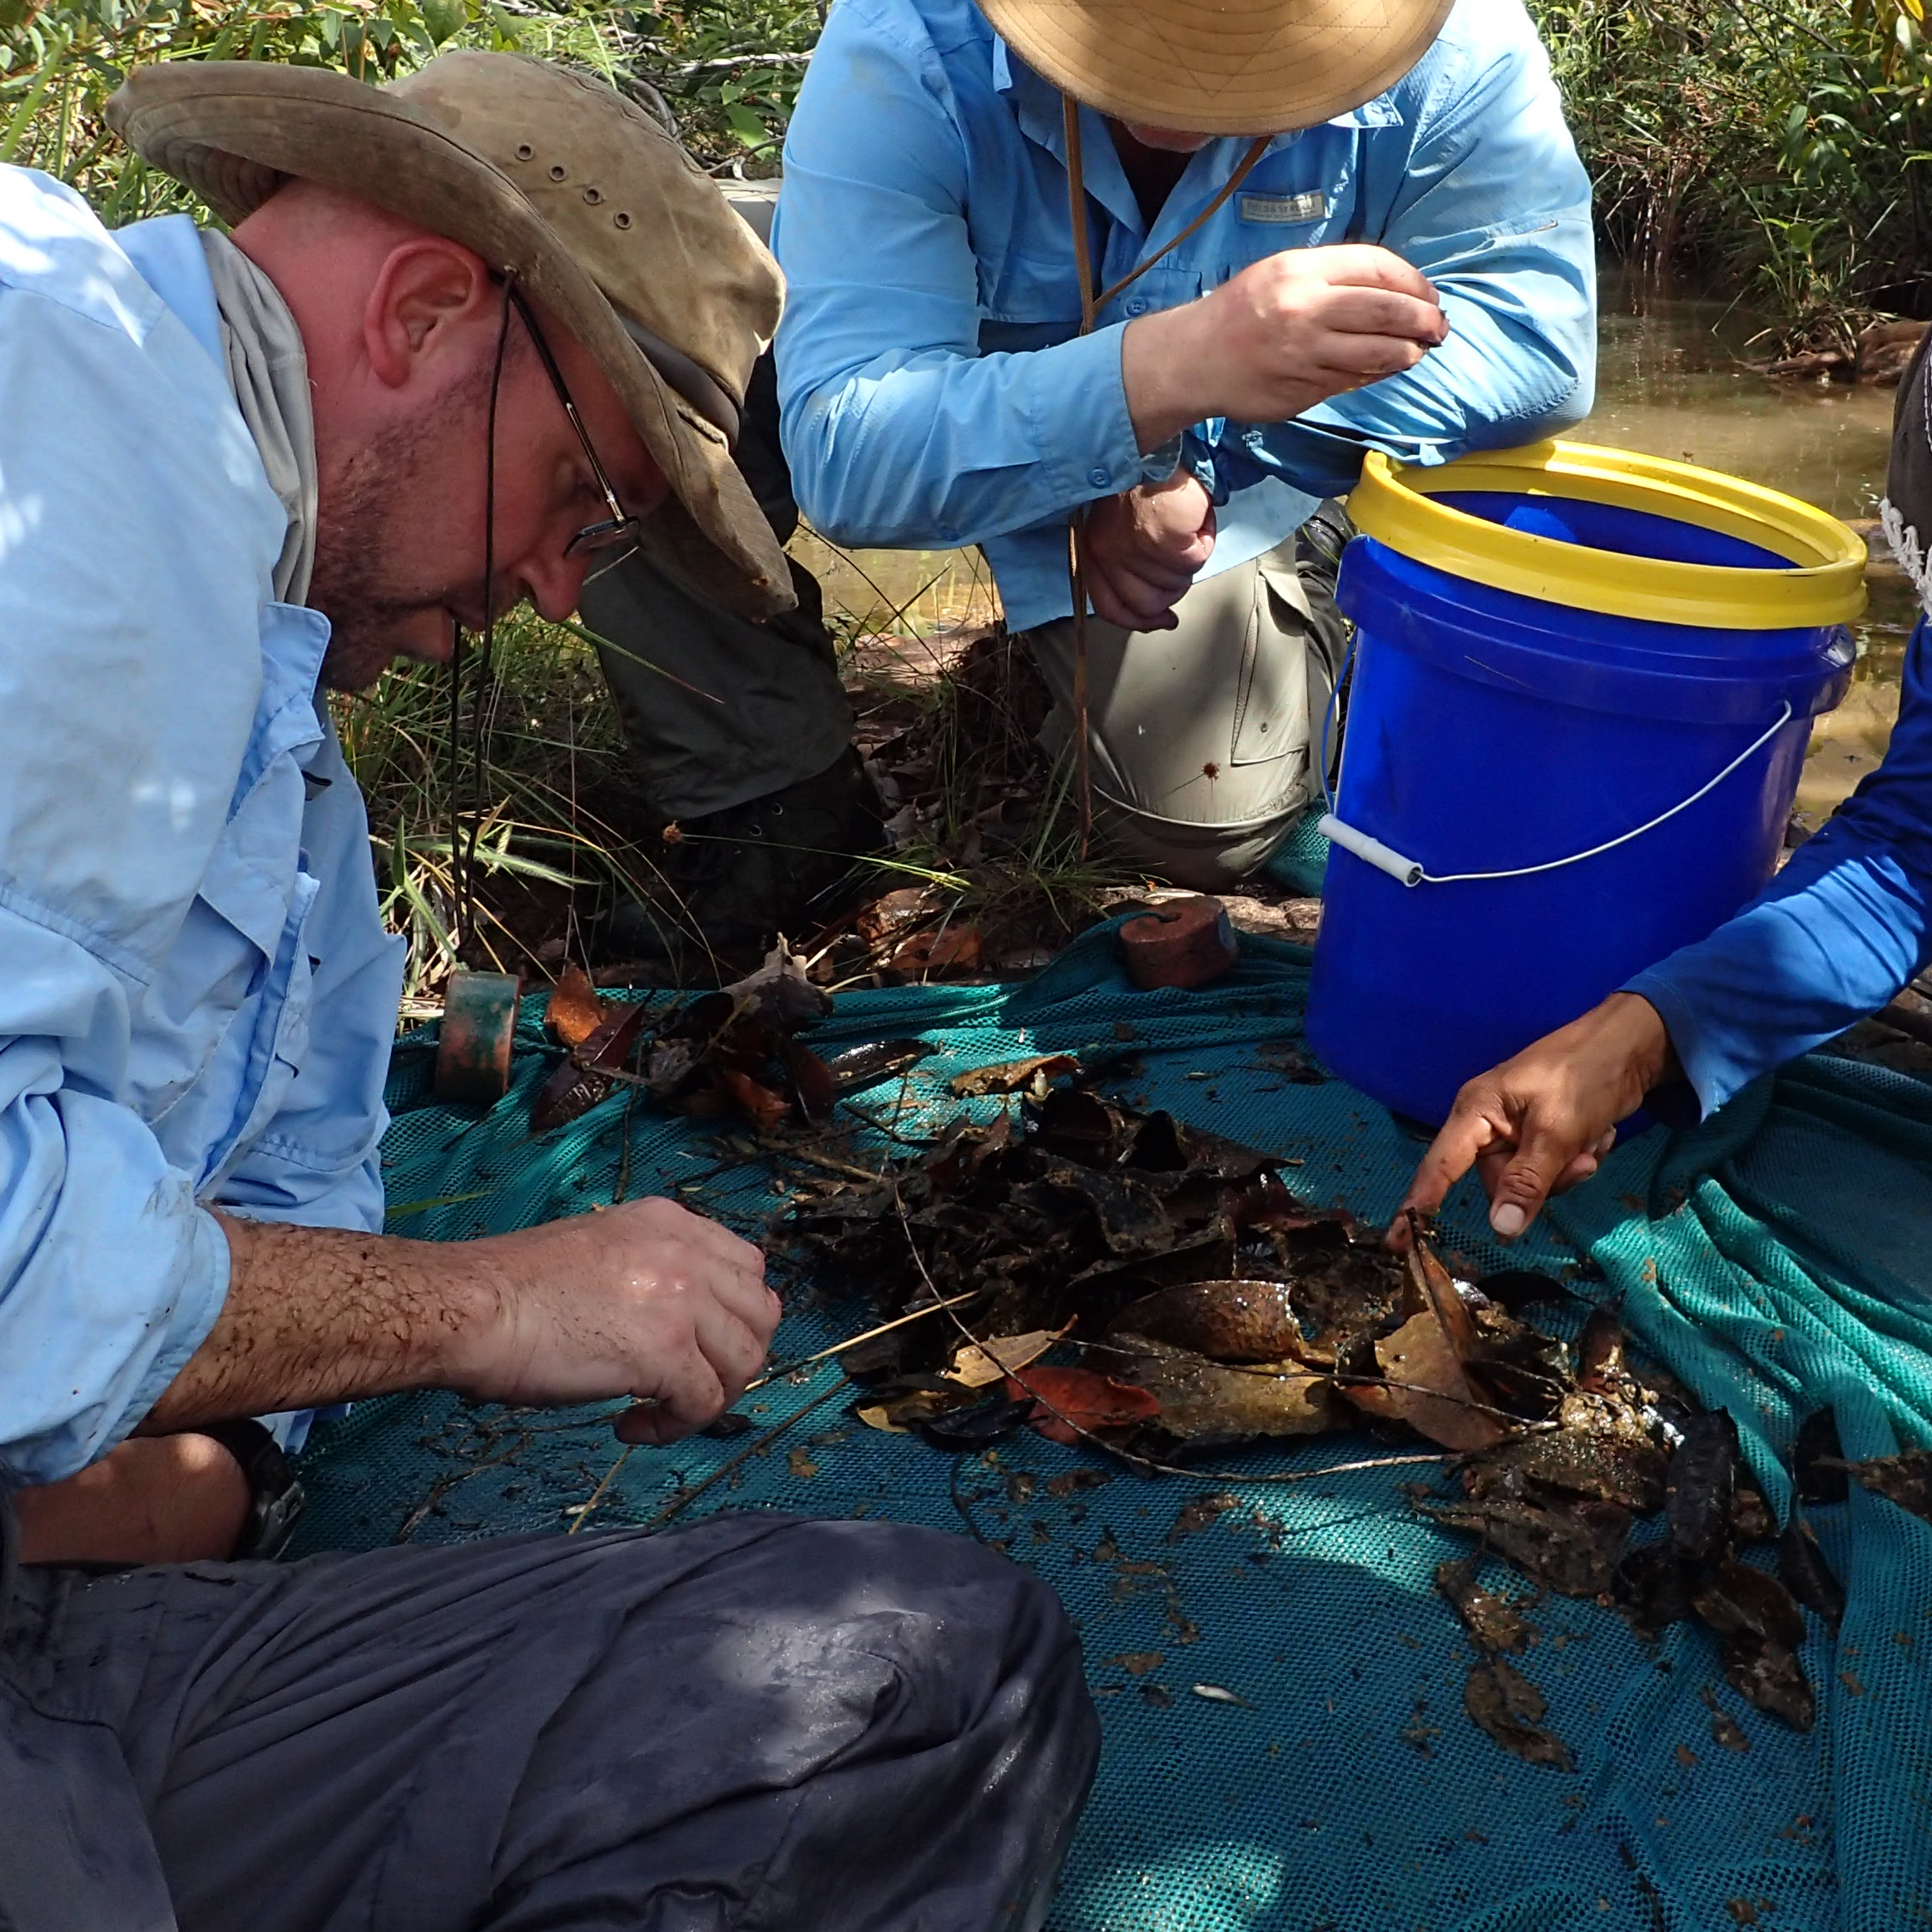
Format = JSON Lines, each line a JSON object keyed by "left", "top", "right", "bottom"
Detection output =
{"left": 1316, "top": 626, "right": 1359, "bottom": 816}
{"left": 1320, "top": 701, "right": 1796, "bottom": 888}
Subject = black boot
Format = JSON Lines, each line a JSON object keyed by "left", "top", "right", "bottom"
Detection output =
{"left": 599, "top": 748, "right": 885, "bottom": 977}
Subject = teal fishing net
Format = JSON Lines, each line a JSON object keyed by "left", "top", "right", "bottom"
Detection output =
{"left": 293, "top": 919, "right": 1932, "bottom": 1932}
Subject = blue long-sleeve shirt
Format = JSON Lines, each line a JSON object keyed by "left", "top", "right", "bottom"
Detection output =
{"left": 0, "top": 166, "right": 404, "bottom": 1484}
{"left": 772, "top": 0, "right": 1597, "bottom": 631}
{"left": 1628, "top": 617, "right": 1932, "bottom": 1113}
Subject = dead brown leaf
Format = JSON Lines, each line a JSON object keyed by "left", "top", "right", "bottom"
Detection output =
{"left": 546, "top": 963, "right": 606, "bottom": 1049}
{"left": 1005, "top": 1366, "right": 1161, "bottom": 1445}
{"left": 721, "top": 1069, "right": 790, "bottom": 1135}
{"left": 855, "top": 887, "right": 932, "bottom": 952}
{"left": 1464, "top": 1658, "right": 1574, "bottom": 1770}
{"left": 1111, "top": 1334, "right": 1335, "bottom": 1445}
{"left": 531, "top": 1002, "right": 647, "bottom": 1133}
{"left": 1111, "top": 1281, "right": 1305, "bottom": 1364}
{"left": 948, "top": 1054, "right": 1081, "bottom": 1098}
{"left": 944, "top": 1328, "right": 1065, "bottom": 1389}
{"left": 1434, "top": 1558, "right": 1531, "bottom": 1653}
{"left": 722, "top": 941, "right": 834, "bottom": 1029}
{"left": 1345, "top": 1308, "right": 1509, "bottom": 1452}
{"left": 890, "top": 924, "right": 983, "bottom": 977}
{"left": 1836, "top": 1449, "right": 1932, "bottom": 1523}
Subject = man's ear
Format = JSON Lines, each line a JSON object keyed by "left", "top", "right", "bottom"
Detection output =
{"left": 364, "top": 240, "right": 495, "bottom": 390}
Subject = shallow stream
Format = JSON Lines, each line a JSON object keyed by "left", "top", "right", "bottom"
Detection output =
{"left": 803, "top": 276, "right": 1920, "bottom": 818}
{"left": 1588, "top": 282, "right": 1914, "bottom": 821}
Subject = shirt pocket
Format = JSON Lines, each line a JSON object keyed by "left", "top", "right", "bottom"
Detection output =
{"left": 1228, "top": 549, "right": 1316, "bottom": 772}
{"left": 136, "top": 600, "right": 327, "bottom": 1187}
{"left": 976, "top": 241, "right": 1086, "bottom": 329}
{"left": 139, "top": 774, "right": 320, "bottom": 1191}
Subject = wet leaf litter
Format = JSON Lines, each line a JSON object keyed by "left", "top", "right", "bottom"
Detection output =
{"left": 535, "top": 974, "right": 1853, "bottom": 1771}
{"left": 529, "top": 941, "right": 933, "bottom": 1140}
{"left": 788, "top": 1080, "right": 1846, "bottom": 1760}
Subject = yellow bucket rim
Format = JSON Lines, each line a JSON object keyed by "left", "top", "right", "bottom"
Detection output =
{"left": 1347, "top": 439, "right": 1868, "bottom": 630}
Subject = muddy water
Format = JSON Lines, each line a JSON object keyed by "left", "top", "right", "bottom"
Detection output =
{"left": 801, "top": 281, "right": 1919, "bottom": 814}
{"left": 1585, "top": 284, "right": 1915, "bottom": 821}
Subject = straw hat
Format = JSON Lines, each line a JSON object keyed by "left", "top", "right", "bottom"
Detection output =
{"left": 978, "top": 0, "right": 1456, "bottom": 136}
{"left": 107, "top": 52, "right": 795, "bottom": 617}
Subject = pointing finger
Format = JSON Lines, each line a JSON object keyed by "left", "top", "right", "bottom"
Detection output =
{"left": 1395, "top": 1102, "right": 1502, "bottom": 1232}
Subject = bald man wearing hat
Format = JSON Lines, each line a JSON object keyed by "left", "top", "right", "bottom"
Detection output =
{"left": 0, "top": 52, "right": 1096, "bottom": 1930}
{"left": 698, "top": 0, "right": 1591, "bottom": 891}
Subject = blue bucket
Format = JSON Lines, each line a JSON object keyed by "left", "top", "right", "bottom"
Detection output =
{"left": 1304, "top": 441, "right": 1864, "bottom": 1127}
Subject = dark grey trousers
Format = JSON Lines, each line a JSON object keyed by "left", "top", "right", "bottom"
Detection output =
{"left": 0, "top": 1512, "right": 1099, "bottom": 1932}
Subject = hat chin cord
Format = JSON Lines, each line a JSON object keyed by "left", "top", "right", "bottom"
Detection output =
{"left": 1058, "top": 99, "right": 1270, "bottom": 851}
{"left": 448, "top": 271, "right": 519, "bottom": 966}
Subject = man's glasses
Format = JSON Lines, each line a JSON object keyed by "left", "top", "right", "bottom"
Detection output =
{"left": 507, "top": 285, "right": 643, "bottom": 578}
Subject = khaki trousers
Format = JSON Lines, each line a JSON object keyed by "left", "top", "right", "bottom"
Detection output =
{"left": 1028, "top": 536, "right": 1341, "bottom": 890}
{"left": 583, "top": 534, "right": 1342, "bottom": 890}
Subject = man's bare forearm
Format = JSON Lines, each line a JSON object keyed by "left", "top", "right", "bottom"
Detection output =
{"left": 136, "top": 1196, "right": 777, "bottom": 1448}
{"left": 139, "top": 1215, "right": 496, "bottom": 1432}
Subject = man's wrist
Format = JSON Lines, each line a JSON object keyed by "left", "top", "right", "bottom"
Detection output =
{"left": 1122, "top": 305, "right": 1207, "bottom": 451}
{"left": 1598, "top": 992, "right": 1677, "bottom": 1091}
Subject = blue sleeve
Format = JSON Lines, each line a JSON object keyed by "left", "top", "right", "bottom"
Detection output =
{"left": 772, "top": 0, "right": 1153, "bottom": 551}
{"left": 0, "top": 171, "right": 285, "bottom": 1483}
{"left": 1627, "top": 617, "right": 1932, "bottom": 1114}
{"left": 1206, "top": 0, "right": 1596, "bottom": 503}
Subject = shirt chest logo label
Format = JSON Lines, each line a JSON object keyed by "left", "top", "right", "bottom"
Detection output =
{"left": 1239, "top": 191, "right": 1327, "bottom": 225}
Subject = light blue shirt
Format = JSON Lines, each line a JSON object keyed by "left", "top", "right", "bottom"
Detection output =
{"left": 772, "top": 0, "right": 1597, "bottom": 632}
{"left": 0, "top": 165, "right": 404, "bottom": 1485}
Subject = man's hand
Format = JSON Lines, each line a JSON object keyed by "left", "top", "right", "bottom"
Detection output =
{"left": 1397, "top": 993, "right": 1676, "bottom": 1241}
{"left": 1123, "top": 245, "right": 1449, "bottom": 449}
{"left": 455, "top": 1199, "right": 779, "bottom": 1444}
{"left": 1083, "top": 468, "right": 1216, "bottom": 631}
{"left": 146, "top": 1198, "right": 780, "bottom": 1449}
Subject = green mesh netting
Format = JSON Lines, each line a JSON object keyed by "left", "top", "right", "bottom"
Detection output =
{"left": 293, "top": 919, "right": 1932, "bottom": 1932}
{"left": 1263, "top": 806, "right": 1332, "bottom": 899}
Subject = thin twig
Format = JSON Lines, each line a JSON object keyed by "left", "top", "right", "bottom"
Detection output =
{"left": 395, "top": 1427, "right": 533, "bottom": 1543}
{"left": 670, "top": 50, "right": 811, "bottom": 75}
{"left": 839, "top": 1098, "right": 940, "bottom": 1147}
{"left": 613, "top": 1085, "right": 638, "bottom": 1205}
{"left": 767, "top": 1144, "right": 889, "bottom": 1185}
{"left": 641, "top": 1377, "right": 850, "bottom": 1533}
{"left": 563, "top": 1442, "right": 635, "bottom": 1537}
{"left": 746, "top": 1290, "right": 986, "bottom": 1390}
{"left": 951, "top": 1451, "right": 992, "bottom": 1543}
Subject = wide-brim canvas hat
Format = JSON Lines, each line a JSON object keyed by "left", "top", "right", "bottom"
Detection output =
{"left": 107, "top": 52, "right": 795, "bottom": 618}
{"left": 978, "top": 0, "right": 1456, "bottom": 135}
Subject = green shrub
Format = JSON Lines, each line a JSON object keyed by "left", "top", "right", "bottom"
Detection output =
{"left": 1532, "top": 0, "right": 1932, "bottom": 339}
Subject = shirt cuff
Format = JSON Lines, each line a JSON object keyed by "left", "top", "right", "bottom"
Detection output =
{"left": 1621, "top": 967, "right": 1732, "bottom": 1120}
{"left": 1137, "top": 433, "right": 1185, "bottom": 483}
{"left": 1032, "top": 322, "right": 1158, "bottom": 508}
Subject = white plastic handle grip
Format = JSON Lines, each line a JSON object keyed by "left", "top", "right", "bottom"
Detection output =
{"left": 1316, "top": 813, "right": 1423, "bottom": 887}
